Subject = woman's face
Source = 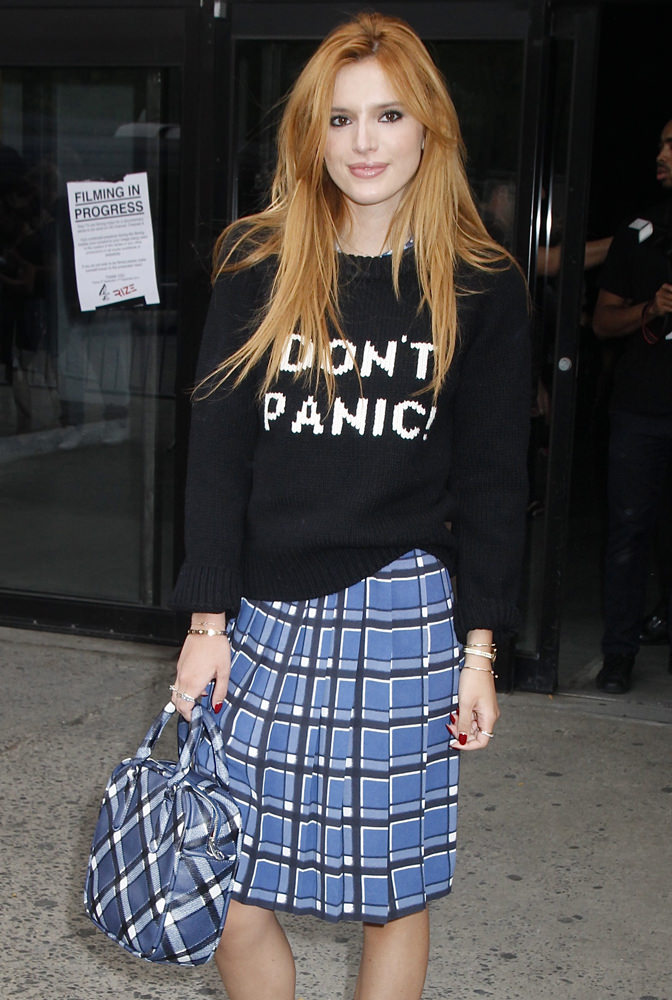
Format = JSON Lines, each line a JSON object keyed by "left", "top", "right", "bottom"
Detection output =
{"left": 323, "top": 58, "right": 425, "bottom": 226}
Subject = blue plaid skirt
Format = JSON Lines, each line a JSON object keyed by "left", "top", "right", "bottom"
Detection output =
{"left": 195, "top": 549, "right": 461, "bottom": 924}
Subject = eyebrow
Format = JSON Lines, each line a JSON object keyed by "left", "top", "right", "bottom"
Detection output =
{"left": 330, "top": 101, "right": 405, "bottom": 113}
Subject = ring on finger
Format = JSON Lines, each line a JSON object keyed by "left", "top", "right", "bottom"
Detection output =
{"left": 169, "top": 684, "right": 196, "bottom": 704}
{"left": 480, "top": 730, "right": 495, "bottom": 738}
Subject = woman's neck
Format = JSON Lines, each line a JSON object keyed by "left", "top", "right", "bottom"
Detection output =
{"left": 337, "top": 229, "right": 389, "bottom": 257}
{"left": 337, "top": 204, "right": 404, "bottom": 257}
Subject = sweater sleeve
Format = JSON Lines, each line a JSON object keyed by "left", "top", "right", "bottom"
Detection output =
{"left": 170, "top": 267, "right": 263, "bottom": 614}
{"left": 450, "top": 263, "right": 531, "bottom": 640}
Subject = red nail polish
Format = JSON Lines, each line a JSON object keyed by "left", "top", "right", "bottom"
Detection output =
{"left": 458, "top": 733, "right": 468, "bottom": 746}
{"left": 449, "top": 713, "right": 456, "bottom": 724}
{"left": 213, "top": 702, "right": 223, "bottom": 714}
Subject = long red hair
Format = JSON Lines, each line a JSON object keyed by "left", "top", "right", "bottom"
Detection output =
{"left": 200, "top": 11, "right": 509, "bottom": 401}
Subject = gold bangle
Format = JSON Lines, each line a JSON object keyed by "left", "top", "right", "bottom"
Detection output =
{"left": 187, "top": 627, "right": 227, "bottom": 637}
{"left": 462, "top": 663, "right": 498, "bottom": 679}
{"left": 463, "top": 644, "right": 497, "bottom": 663}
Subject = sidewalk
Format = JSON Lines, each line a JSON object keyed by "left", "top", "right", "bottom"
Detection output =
{"left": 0, "top": 625, "right": 670, "bottom": 1000}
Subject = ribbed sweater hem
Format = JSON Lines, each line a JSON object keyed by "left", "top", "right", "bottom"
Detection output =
{"left": 170, "top": 549, "right": 522, "bottom": 639}
{"left": 241, "top": 542, "right": 456, "bottom": 604}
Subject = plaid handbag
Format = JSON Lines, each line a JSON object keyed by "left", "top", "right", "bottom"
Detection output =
{"left": 84, "top": 701, "right": 241, "bottom": 965}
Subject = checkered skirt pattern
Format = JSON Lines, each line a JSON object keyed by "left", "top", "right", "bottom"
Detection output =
{"left": 195, "top": 549, "right": 460, "bottom": 924}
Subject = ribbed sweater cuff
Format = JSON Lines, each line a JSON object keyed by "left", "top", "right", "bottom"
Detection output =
{"left": 169, "top": 563, "right": 241, "bottom": 615}
{"left": 453, "top": 597, "right": 521, "bottom": 643}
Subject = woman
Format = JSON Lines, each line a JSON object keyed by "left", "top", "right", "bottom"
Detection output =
{"left": 171, "top": 11, "right": 529, "bottom": 1000}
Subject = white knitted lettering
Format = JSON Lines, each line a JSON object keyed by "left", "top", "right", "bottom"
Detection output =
{"left": 410, "top": 342, "right": 434, "bottom": 379}
{"left": 392, "top": 400, "right": 426, "bottom": 439}
{"left": 328, "top": 338, "right": 357, "bottom": 375}
{"left": 291, "top": 395, "right": 325, "bottom": 434}
{"left": 263, "top": 335, "right": 438, "bottom": 438}
{"left": 263, "top": 392, "right": 286, "bottom": 430}
{"left": 263, "top": 393, "right": 436, "bottom": 440}
{"left": 280, "top": 333, "right": 314, "bottom": 372}
{"left": 422, "top": 405, "right": 437, "bottom": 441}
{"left": 361, "top": 340, "right": 397, "bottom": 377}
{"left": 372, "top": 398, "right": 387, "bottom": 437}
{"left": 331, "top": 396, "right": 368, "bottom": 435}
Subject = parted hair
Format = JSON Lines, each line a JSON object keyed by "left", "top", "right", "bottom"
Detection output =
{"left": 201, "top": 10, "right": 510, "bottom": 401}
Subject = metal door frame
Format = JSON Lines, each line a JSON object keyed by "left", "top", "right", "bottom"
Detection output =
{"left": 513, "top": 2, "right": 601, "bottom": 691}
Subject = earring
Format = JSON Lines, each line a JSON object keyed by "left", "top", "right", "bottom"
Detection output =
{"left": 421, "top": 138, "right": 425, "bottom": 151}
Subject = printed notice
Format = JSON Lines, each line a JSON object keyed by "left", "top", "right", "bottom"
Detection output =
{"left": 67, "top": 172, "right": 160, "bottom": 311}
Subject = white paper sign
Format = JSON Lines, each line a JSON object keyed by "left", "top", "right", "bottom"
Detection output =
{"left": 66, "top": 171, "right": 160, "bottom": 312}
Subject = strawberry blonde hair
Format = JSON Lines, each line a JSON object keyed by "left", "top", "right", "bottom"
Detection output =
{"left": 200, "top": 11, "right": 510, "bottom": 401}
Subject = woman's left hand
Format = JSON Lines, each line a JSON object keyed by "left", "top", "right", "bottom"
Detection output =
{"left": 447, "top": 657, "right": 500, "bottom": 751}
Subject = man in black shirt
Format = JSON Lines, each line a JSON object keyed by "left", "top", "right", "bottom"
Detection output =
{"left": 592, "top": 118, "right": 672, "bottom": 693}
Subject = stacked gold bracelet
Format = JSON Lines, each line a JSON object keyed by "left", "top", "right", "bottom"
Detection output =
{"left": 462, "top": 643, "right": 498, "bottom": 678}
{"left": 187, "top": 620, "right": 227, "bottom": 637}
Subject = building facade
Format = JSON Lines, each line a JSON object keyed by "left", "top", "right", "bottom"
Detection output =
{"left": 0, "top": 0, "right": 668, "bottom": 691}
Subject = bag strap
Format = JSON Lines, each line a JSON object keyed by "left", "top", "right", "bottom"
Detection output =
{"left": 197, "top": 705, "right": 232, "bottom": 787}
{"left": 168, "top": 703, "right": 207, "bottom": 787}
{"left": 136, "top": 701, "right": 178, "bottom": 760}
{"left": 135, "top": 701, "right": 232, "bottom": 789}
{"left": 169, "top": 702, "right": 232, "bottom": 789}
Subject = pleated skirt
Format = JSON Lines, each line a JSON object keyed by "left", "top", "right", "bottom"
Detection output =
{"left": 194, "top": 549, "right": 461, "bottom": 924}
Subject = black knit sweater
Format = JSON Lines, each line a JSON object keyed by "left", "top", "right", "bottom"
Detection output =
{"left": 172, "top": 250, "right": 530, "bottom": 640}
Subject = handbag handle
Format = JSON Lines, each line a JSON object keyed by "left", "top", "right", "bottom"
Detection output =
{"left": 136, "top": 701, "right": 232, "bottom": 788}
{"left": 111, "top": 702, "right": 237, "bottom": 846}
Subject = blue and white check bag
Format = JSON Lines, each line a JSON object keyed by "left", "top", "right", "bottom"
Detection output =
{"left": 84, "top": 701, "right": 241, "bottom": 965}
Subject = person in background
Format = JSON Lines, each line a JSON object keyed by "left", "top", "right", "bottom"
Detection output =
{"left": 593, "top": 118, "right": 672, "bottom": 693}
{"left": 170, "top": 12, "right": 530, "bottom": 999}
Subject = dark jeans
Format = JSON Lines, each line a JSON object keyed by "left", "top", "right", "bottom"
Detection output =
{"left": 602, "top": 410, "right": 672, "bottom": 657}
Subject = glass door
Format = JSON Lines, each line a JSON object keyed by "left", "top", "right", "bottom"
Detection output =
{"left": 0, "top": 4, "right": 196, "bottom": 638}
{"left": 0, "top": 66, "right": 179, "bottom": 601}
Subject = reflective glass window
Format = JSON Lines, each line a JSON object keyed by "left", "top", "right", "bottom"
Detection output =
{"left": 0, "top": 67, "right": 179, "bottom": 604}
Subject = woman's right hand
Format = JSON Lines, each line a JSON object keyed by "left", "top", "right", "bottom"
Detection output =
{"left": 170, "top": 614, "right": 231, "bottom": 721}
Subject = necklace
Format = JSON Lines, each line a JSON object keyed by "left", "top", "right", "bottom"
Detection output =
{"left": 335, "top": 237, "right": 414, "bottom": 257}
